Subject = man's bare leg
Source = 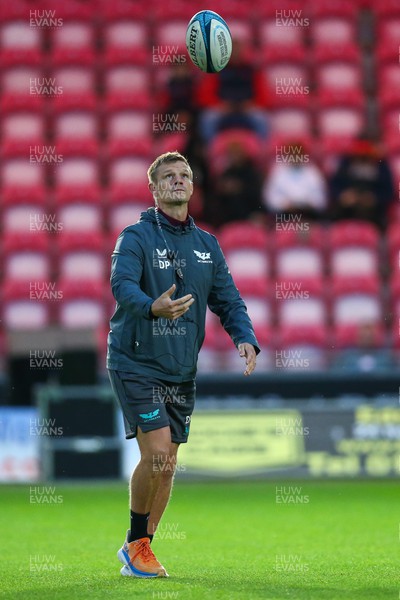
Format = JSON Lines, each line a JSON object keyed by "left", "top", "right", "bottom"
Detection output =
{"left": 130, "top": 426, "right": 179, "bottom": 537}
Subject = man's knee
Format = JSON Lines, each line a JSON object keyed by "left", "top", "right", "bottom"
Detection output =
{"left": 141, "top": 447, "right": 176, "bottom": 473}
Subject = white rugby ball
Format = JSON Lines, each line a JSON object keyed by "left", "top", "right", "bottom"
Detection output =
{"left": 186, "top": 10, "right": 232, "bottom": 73}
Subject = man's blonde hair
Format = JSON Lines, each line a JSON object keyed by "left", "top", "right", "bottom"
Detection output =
{"left": 147, "top": 151, "right": 193, "bottom": 184}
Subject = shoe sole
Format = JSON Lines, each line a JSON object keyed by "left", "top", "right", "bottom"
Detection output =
{"left": 117, "top": 548, "right": 168, "bottom": 578}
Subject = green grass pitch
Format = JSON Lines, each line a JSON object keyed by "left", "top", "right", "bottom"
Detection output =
{"left": 0, "top": 480, "right": 397, "bottom": 599}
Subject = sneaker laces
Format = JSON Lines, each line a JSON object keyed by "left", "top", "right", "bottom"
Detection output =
{"left": 133, "top": 539, "right": 158, "bottom": 564}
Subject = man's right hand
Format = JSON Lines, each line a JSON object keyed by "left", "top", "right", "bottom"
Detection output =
{"left": 151, "top": 284, "right": 195, "bottom": 319}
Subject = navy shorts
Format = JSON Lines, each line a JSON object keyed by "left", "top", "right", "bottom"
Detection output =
{"left": 108, "top": 370, "right": 195, "bottom": 444}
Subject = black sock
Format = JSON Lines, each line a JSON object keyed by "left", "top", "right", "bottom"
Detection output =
{"left": 129, "top": 510, "right": 150, "bottom": 542}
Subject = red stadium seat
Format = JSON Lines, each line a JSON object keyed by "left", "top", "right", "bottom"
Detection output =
{"left": 310, "top": 0, "right": 357, "bottom": 19}
{"left": 104, "top": 66, "right": 152, "bottom": 111}
{"left": 228, "top": 278, "right": 272, "bottom": 330}
{"left": 105, "top": 111, "right": 153, "bottom": 158}
{"left": 374, "top": 0, "right": 400, "bottom": 19}
{"left": 257, "top": 0, "right": 310, "bottom": 20}
{"left": 329, "top": 220, "right": 380, "bottom": 248}
{"left": 0, "top": 67, "right": 45, "bottom": 112}
{"left": 151, "top": 0, "right": 199, "bottom": 21}
{"left": 274, "top": 276, "right": 326, "bottom": 302}
{"left": 332, "top": 294, "right": 382, "bottom": 328}
{"left": 99, "top": 0, "right": 149, "bottom": 21}
{"left": 108, "top": 203, "right": 149, "bottom": 238}
{"left": 56, "top": 232, "right": 106, "bottom": 282}
{"left": 332, "top": 323, "right": 386, "bottom": 349}
{"left": 2, "top": 232, "right": 51, "bottom": 282}
{"left": 278, "top": 323, "right": 329, "bottom": 347}
{"left": 2, "top": 201, "right": 48, "bottom": 233}
{"left": 317, "top": 108, "right": 364, "bottom": 153}
{"left": 48, "top": 0, "right": 94, "bottom": 21}
{"left": 259, "top": 19, "right": 306, "bottom": 64}
{"left": 108, "top": 157, "right": 150, "bottom": 202}
{"left": 53, "top": 157, "right": 100, "bottom": 200}
{"left": 153, "top": 22, "right": 188, "bottom": 55}
{"left": 277, "top": 295, "right": 327, "bottom": 328}
{"left": 0, "top": 21, "right": 43, "bottom": 67}
{"left": 328, "top": 221, "right": 380, "bottom": 275}
{"left": 1, "top": 158, "right": 46, "bottom": 203}
{"left": 196, "top": 310, "right": 223, "bottom": 373}
{"left": 313, "top": 42, "right": 361, "bottom": 65}
{"left": 226, "top": 21, "right": 254, "bottom": 46}
{"left": 50, "top": 22, "right": 95, "bottom": 66}
{"left": 270, "top": 108, "right": 312, "bottom": 138}
{"left": 50, "top": 66, "right": 96, "bottom": 112}
{"left": 273, "top": 226, "right": 327, "bottom": 279}
{"left": 311, "top": 18, "right": 356, "bottom": 46}
{"left": 0, "top": 0, "right": 35, "bottom": 22}
{"left": 376, "top": 19, "right": 400, "bottom": 64}
{"left": 316, "top": 63, "right": 363, "bottom": 95}
{"left": 53, "top": 111, "right": 98, "bottom": 157}
{"left": 211, "top": 0, "right": 253, "bottom": 20}
{"left": 378, "top": 64, "right": 400, "bottom": 112}
{"left": 274, "top": 225, "right": 326, "bottom": 250}
{"left": 275, "top": 247, "right": 324, "bottom": 279}
{"left": 263, "top": 63, "right": 309, "bottom": 93}
{"left": 103, "top": 21, "right": 149, "bottom": 67}
{"left": 57, "top": 279, "right": 107, "bottom": 330}
{"left": 276, "top": 323, "right": 329, "bottom": 371}
{"left": 1, "top": 113, "right": 45, "bottom": 158}
{"left": 2, "top": 280, "right": 51, "bottom": 330}
{"left": 218, "top": 222, "right": 269, "bottom": 282}
{"left": 57, "top": 203, "right": 103, "bottom": 234}
{"left": 331, "top": 275, "right": 380, "bottom": 297}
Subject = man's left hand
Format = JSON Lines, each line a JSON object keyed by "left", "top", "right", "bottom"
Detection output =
{"left": 238, "top": 343, "right": 257, "bottom": 376}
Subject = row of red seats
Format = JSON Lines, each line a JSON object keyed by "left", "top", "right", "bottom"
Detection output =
{"left": 1, "top": 0, "right": 398, "bottom": 23}
{"left": 1, "top": 18, "right": 391, "bottom": 64}
{"left": 1, "top": 218, "right": 399, "bottom": 257}
{"left": 2, "top": 275, "right": 398, "bottom": 355}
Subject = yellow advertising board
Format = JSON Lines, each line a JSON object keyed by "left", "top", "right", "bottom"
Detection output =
{"left": 179, "top": 411, "right": 306, "bottom": 475}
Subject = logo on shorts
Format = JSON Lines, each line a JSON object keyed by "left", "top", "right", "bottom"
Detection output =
{"left": 184, "top": 415, "right": 191, "bottom": 436}
{"left": 139, "top": 409, "right": 161, "bottom": 421}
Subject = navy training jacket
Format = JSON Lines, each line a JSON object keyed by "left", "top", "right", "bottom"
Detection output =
{"left": 107, "top": 207, "right": 260, "bottom": 382}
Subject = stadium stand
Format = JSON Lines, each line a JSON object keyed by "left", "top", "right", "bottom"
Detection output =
{"left": 0, "top": 0, "right": 398, "bottom": 385}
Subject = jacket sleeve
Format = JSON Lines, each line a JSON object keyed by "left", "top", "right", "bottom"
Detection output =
{"left": 110, "top": 228, "right": 154, "bottom": 319}
{"left": 207, "top": 239, "right": 260, "bottom": 354}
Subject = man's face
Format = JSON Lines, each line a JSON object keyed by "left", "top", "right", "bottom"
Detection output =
{"left": 150, "top": 160, "right": 193, "bottom": 207}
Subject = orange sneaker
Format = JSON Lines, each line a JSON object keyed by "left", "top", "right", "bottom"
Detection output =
{"left": 117, "top": 533, "right": 168, "bottom": 578}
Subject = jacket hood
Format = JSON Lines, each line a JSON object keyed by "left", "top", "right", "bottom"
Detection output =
{"left": 139, "top": 207, "right": 196, "bottom": 234}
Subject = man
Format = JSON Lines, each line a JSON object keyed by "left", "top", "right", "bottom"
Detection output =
{"left": 107, "top": 151, "right": 260, "bottom": 578}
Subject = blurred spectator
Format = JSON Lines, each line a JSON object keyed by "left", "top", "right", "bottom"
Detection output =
{"left": 329, "top": 138, "right": 394, "bottom": 229}
{"left": 262, "top": 142, "right": 328, "bottom": 219}
{"left": 204, "top": 140, "right": 265, "bottom": 228}
{"left": 332, "top": 323, "right": 394, "bottom": 372}
{"left": 197, "top": 40, "right": 270, "bottom": 143}
{"left": 155, "top": 64, "right": 210, "bottom": 219}
{"left": 158, "top": 62, "right": 199, "bottom": 115}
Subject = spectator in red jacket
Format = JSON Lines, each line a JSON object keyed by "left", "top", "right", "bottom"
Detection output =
{"left": 197, "top": 39, "right": 271, "bottom": 143}
{"left": 329, "top": 137, "right": 395, "bottom": 228}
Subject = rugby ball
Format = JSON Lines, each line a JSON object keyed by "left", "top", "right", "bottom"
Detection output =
{"left": 186, "top": 10, "right": 232, "bottom": 73}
